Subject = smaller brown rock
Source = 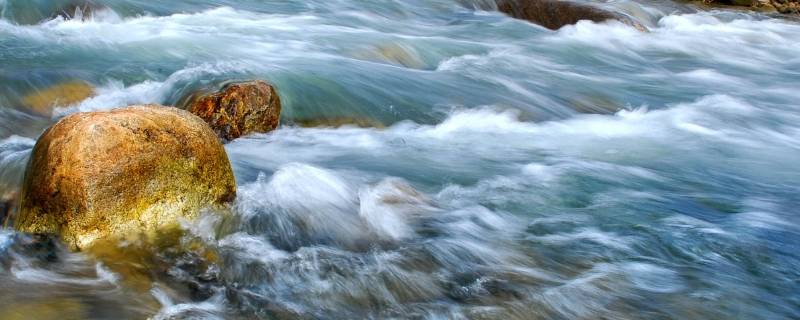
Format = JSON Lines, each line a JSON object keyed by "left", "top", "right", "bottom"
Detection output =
{"left": 184, "top": 80, "right": 282, "bottom": 141}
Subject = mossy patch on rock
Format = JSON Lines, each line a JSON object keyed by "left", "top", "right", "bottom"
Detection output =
{"left": 14, "top": 105, "right": 236, "bottom": 251}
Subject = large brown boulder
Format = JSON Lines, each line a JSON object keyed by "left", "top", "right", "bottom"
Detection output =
{"left": 14, "top": 105, "right": 236, "bottom": 250}
{"left": 183, "top": 80, "right": 281, "bottom": 141}
{"left": 496, "top": 0, "right": 648, "bottom": 31}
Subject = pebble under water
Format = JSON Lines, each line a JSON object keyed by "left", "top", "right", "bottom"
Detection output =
{"left": 1, "top": 0, "right": 800, "bottom": 319}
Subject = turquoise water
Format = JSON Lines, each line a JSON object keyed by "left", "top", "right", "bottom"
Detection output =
{"left": 1, "top": 0, "right": 800, "bottom": 319}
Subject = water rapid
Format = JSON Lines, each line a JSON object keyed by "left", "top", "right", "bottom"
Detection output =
{"left": 1, "top": 0, "right": 799, "bottom": 319}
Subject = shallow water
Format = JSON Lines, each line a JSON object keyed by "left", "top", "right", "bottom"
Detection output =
{"left": 1, "top": 0, "right": 800, "bottom": 319}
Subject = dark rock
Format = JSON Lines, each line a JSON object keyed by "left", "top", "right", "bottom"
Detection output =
{"left": 183, "top": 80, "right": 282, "bottom": 141}
{"left": 1, "top": 191, "right": 19, "bottom": 227}
{"left": 20, "top": 234, "right": 59, "bottom": 263}
{"left": 496, "top": 0, "right": 648, "bottom": 31}
{"left": 50, "top": 0, "right": 106, "bottom": 21}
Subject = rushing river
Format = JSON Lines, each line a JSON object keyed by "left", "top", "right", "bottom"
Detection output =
{"left": 1, "top": 0, "right": 800, "bottom": 319}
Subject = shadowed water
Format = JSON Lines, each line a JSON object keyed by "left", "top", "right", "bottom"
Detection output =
{"left": 1, "top": 0, "right": 799, "bottom": 319}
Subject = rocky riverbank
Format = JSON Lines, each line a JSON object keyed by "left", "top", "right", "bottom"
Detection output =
{"left": 700, "top": 0, "right": 800, "bottom": 14}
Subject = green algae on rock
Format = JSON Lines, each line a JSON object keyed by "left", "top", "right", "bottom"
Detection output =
{"left": 183, "top": 80, "right": 282, "bottom": 141}
{"left": 13, "top": 105, "right": 236, "bottom": 251}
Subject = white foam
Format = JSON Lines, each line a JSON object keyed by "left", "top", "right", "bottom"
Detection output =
{"left": 358, "top": 179, "right": 418, "bottom": 241}
{"left": 151, "top": 287, "right": 225, "bottom": 320}
{"left": 0, "top": 230, "right": 14, "bottom": 251}
{"left": 547, "top": 11, "right": 800, "bottom": 73}
{"left": 662, "top": 215, "right": 727, "bottom": 235}
{"left": 732, "top": 211, "right": 793, "bottom": 230}
{"left": 263, "top": 163, "right": 358, "bottom": 216}
{"left": 11, "top": 262, "right": 119, "bottom": 286}
{"left": 218, "top": 232, "right": 289, "bottom": 265}
{"left": 622, "top": 262, "right": 684, "bottom": 293}
{"left": 527, "top": 227, "right": 633, "bottom": 251}
{"left": 235, "top": 164, "right": 368, "bottom": 246}
{"left": 677, "top": 69, "right": 752, "bottom": 88}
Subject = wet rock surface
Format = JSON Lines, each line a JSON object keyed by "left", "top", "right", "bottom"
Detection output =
{"left": 703, "top": 0, "right": 800, "bottom": 14}
{"left": 496, "top": 0, "right": 648, "bottom": 31}
{"left": 183, "top": 80, "right": 282, "bottom": 141}
{"left": 14, "top": 105, "right": 236, "bottom": 250}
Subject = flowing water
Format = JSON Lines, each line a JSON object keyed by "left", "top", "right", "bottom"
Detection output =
{"left": 1, "top": 0, "right": 800, "bottom": 319}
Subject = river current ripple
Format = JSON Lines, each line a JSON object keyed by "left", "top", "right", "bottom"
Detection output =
{"left": 0, "top": 0, "right": 799, "bottom": 319}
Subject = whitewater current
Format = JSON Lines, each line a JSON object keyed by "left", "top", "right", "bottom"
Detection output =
{"left": 1, "top": 0, "right": 799, "bottom": 319}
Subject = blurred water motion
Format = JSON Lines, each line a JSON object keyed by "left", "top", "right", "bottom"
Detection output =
{"left": 1, "top": 0, "right": 799, "bottom": 319}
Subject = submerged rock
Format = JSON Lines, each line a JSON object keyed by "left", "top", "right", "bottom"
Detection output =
{"left": 568, "top": 94, "right": 623, "bottom": 114}
{"left": 183, "top": 80, "right": 282, "bottom": 141}
{"left": 294, "top": 117, "right": 386, "bottom": 129}
{"left": 352, "top": 43, "right": 428, "bottom": 69}
{"left": 14, "top": 105, "right": 236, "bottom": 250}
{"left": 21, "top": 80, "right": 95, "bottom": 117}
{"left": 2, "top": 298, "right": 87, "bottom": 320}
{"left": 496, "top": 0, "right": 648, "bottom": 31}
